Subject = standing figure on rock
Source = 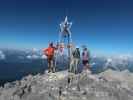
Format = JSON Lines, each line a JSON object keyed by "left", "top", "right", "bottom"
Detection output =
{"left": 82, "top": 47, "right": 91, "bottom": 72}
{"left": 70, "top": 46, "right": 80, "bottom": 74}
{"left": 43, "top": 42, "right": 56, "bottom": 73}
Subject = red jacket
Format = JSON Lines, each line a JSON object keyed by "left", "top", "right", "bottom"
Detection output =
{"left": 43, "top": 47, "right": 55, "bottom": 57}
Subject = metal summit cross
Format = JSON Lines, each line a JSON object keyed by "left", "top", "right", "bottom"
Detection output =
{"left": 59, "top": 16, "right": 72, "bottom": 43}
{"left": 59, "top": 16, "right": 73, "bottom": 70}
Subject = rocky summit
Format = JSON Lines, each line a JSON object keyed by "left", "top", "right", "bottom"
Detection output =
{"left": 0, "top": 69, "right": 133, "bottom": 100}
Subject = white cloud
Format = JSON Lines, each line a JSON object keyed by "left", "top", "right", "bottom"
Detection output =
{"left": 107, "top": 58, "right": 112, "bottom": 63}
{"left": 27, "top": 55, "right": 32, "bottom": 59}
{"left": 41, "top": 55, "right": 47, "bottom": 59}
{"left": 26, "top": 53, "right": 47, "bottom": 60}
{"left": 0, "top": 50, "right": 6, "bottom": 60}
{"left": 32, "top": 55, "right": 39, "bottom": 59}
{"left": 26, "top": 48, "right": 43, "bottom": 60}
{"left": 91, "top": 62, "right": 96, "bottom": 66}
{"left": 26, "top": 55, "right": 40, "bottom": 59}
{"left": 32, "top": 48, "right": 39, "bottom": 53}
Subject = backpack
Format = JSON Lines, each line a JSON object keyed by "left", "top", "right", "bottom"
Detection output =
{"left": 73, "top": 49, "right": 80, "bottom": 58}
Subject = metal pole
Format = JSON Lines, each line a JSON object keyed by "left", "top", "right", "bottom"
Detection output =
{"left": 68, "top": 34, "right": 71, "bottom": 71}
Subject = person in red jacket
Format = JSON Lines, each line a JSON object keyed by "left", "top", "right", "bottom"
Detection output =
{"left": 43, "top": 42, "right": 56, "bottom": 73}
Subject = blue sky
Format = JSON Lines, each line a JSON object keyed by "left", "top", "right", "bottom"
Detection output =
{"left": 0, "top": 0, "right": 133, "bottom": 54}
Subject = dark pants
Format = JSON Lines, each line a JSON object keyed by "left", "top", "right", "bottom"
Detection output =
{"left": 47, "top": 55, "right": 54, "bottom": 73}
{"left": 82, "top": 60, "right": 90, "bottom": 70}
{"left": 82, "top": 60, "right": 88, "bottom": 66}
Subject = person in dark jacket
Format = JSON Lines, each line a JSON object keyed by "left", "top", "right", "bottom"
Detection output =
{"left": 70, "top": 46, "right": 80, "bottom": 74}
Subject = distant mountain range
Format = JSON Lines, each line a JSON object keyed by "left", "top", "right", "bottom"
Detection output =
{"left": 0, "top": 48, "right": 133, "bottom": 85}
{"left": 90, "top": 54, "right": 133, "bottom": 73}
